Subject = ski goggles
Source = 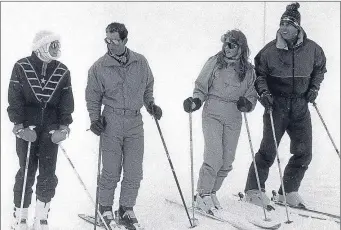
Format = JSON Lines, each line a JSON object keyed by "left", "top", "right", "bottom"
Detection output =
{"left": 104, "top": 38, "right": 120, "bottom": 45}
{"left": 225, "top": 42, "right": 238, "bottom": 49}
{"left": 50, "top": 41, "right": 61, "bottom": 49}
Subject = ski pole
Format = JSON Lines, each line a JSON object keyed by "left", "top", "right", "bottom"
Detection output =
{"left": 59, "top": 144, "right": 110, "bottom": 230}
{"left": 243, "top": 113, "right": 270, "bottom": 221}
{"left": 153, "top": 116, "right": 194, "bottom": 228}
{"left": 312, "top": 102, "right": 340, "bottom": 159}
{"left": 268, "top": 110, "right": 292, "bottom": 224}
{"left": 189, "top": 112, "right": 198, "bottom": 227}
{"left": 94, "top": 135, "right": 103, "bottom": 230}
{"left": 18, "top": 125, "right": 36, "bottom": 228}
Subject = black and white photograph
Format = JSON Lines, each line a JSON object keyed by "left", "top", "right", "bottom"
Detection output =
{"left": 1, "top": 1, "right": 340, "bottom": 230}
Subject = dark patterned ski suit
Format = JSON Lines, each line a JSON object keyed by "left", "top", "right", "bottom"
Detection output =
{"left": 8, "top": 52, "right": 74, "bottom": 207}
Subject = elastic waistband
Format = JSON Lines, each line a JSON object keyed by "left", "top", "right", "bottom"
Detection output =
{"left": 207, "top": 95, "right": 237, "bottom": 104}
{"left": 105, "top": 106, "right": 140, "bottom": 116}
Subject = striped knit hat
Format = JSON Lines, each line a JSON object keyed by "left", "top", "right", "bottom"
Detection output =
{"left": 280, "top": 2, "right": 301, "bottom": 28}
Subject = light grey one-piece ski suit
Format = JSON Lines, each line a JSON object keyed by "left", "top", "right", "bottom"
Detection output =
{"left": 86, "top": 50, "right": 154, "bottom": 207}
{"left": 193, "top": 55, "right": 258, "bottom": 194}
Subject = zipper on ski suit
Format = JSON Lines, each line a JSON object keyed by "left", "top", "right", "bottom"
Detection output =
{"left": 289, "top": 48, "right": 296, "bottom": 117}
{"left": 292, "top": 48, "right": 295, "bottom": 95}
{"left": 40, "top": 102, "right": 47, "bottom": 126}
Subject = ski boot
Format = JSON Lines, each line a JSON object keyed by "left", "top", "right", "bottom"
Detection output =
{"left": 244, "top": 189, "right": 275, "bottom": 211}
{"left": 11, "top": 207, "right": 29, "bottom": 230}
{"left": 115, "top": 205, "right": 144, "bottom": 230}
{"left": 32, "top": 200, "right": 50, "bottom": 230}
{"left": 211, "top": 192, "right": 223, "bottom": 210}
{"left": 277, "top": 191, "right": 306, "bottom": 208}
{"left": 194, "top": 193, "right": 220, "bottom": 216}
{"left": 97, "top": 205, "right": 120, "bottom": 230}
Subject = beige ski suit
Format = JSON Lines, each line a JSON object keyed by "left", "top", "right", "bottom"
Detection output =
{"left": 193, "top": 55, "right": 258, "bottom": 194}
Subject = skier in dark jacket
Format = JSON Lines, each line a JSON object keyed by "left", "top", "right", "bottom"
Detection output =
{"left": 8, "top": 30, "right": 74, "bottom": 230}
{"left": 244, "top": 2, "right": 327, "bottom": 208}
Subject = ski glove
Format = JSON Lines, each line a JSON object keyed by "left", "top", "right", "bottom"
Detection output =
{"left": 237, "top": 96, "right": 253, "bottom": 112}
{"left": 183, "top": 97, "right": 202, "bottom": 113}
{"left": 90, "top": 117, "right": 106, "bottom": 136}
{"left": 12, "top": 124, "right": 37, "bottom": 142}
{"left": 306, "top": 88, "right": 318, "bottom": 103}
{"left": 49, "top": 125, "right": 70, "bottom": 144}
{"left": 147, "top": 103, "right": 163, "bottom": 120}
{"left": 259, "top": 91, "right": 274, "bottom": 111}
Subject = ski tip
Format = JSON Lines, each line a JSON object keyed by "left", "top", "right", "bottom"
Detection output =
{"left": 252, "top": 222, "right": 282, "bottom": 230}
{"left": 273, "top": 223, "right": 282, "bottom": 229}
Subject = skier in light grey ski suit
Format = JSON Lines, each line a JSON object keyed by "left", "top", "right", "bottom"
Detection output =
{"left": 183, "top": 30, "right": 258, "bottom": 215}
{"left": 85, "top": 22, "right": 162, "bottom": 230}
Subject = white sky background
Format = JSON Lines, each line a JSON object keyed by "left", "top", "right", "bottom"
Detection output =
{"left": 1, "top": 2, "right": 340, "bottom": 230}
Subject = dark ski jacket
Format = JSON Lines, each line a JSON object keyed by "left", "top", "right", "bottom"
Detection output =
{"left": 254, "top": 29, "right": 327, "bottom": 98}
{"left": 7, "top": 52, "right": 74, "bottom": 128}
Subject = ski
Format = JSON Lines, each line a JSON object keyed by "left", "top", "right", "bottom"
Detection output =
{"left": 274, "top": 203, "right": 340, "bottom": 224}
{"left": 234, "top": 192, "right": 340, "bottom": 224}
{"left": 78, "top": 214, "right": 105, "bottom": 228}
{"left": 165, "top": 198, "right": 281, "bottom": 230}
{"left": 78, "top": 213, "right": 146, "bottom": 230}
{"left": 272, "top": 200, "right": 340, "bottom": 223}
{"left": 270, "top": 190, "right": 340, "bottom": 222}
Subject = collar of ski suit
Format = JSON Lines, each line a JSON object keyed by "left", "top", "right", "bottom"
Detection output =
{"left": 102, "top": 48, "right": 138, "bottom": 66}
{"left": 29, "top": 52, "right": 58, "bottom": 75}
{"left": 276, "top": 27, "right": 305, "bottom": 50}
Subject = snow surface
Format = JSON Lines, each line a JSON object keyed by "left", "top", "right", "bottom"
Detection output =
{"left": 1, "top": 2, "right": 340, "bottom": 230}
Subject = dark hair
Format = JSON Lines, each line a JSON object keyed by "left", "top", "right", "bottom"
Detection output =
{"left": 217, "top": 29, "right": 252, "bottom": 82}
{"left": 106, "top": 22, "right": 128, "bottom": 40}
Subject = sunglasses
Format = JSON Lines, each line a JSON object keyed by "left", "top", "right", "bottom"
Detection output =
{"left": 104, "top": 38, "right": 120, "bottom": 45}
{"left": 50, "top": 41, "right": 61, "bottom": 49}
{"left": 226, "top": 42, "right": 238, "bottom": 49}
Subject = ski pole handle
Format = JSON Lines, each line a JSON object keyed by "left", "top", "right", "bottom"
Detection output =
{"left": 16, "top": 126, "right": 36, "bottom": 139}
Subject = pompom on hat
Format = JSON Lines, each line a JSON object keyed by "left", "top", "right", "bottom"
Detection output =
{"left": 32, "top": 30, "right": 60, "bottom": 51}
{"left": 280, "top": 2, "right": 301, "bottom": 28}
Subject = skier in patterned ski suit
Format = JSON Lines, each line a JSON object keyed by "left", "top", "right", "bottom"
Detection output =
{"left": 8, "top": 30, "right": 74, "bottom": 230}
